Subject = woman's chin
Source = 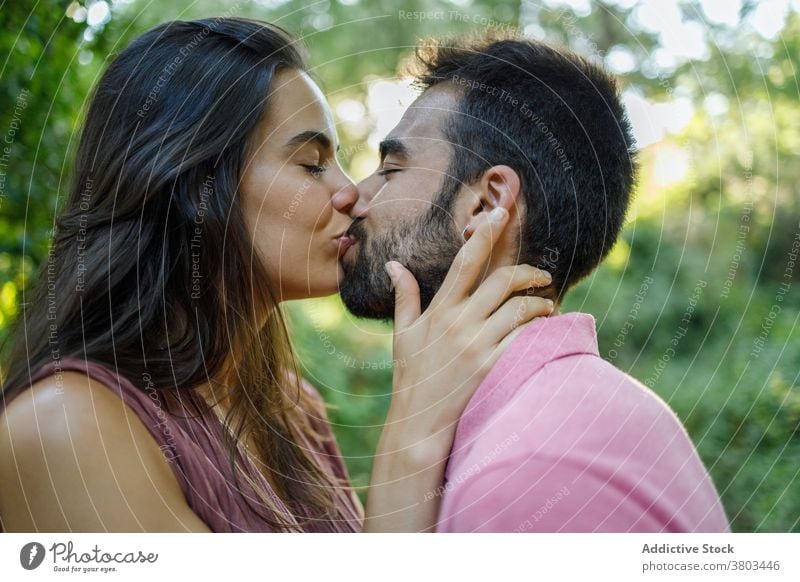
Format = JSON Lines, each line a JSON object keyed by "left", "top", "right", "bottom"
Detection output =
{"left": 275, "top": 257, "right": 344, "bottom": 300}
{"left": 299, "top": 265, "right": 345, "bottom": 299}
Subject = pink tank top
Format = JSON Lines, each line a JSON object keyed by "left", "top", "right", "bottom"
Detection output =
{"left": 17, "top": 357, "right": 364, "bottom": 532}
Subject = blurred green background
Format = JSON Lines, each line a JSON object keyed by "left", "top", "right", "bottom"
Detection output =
{"left": 1, "top": 0, "right": 798, "bottom": 531}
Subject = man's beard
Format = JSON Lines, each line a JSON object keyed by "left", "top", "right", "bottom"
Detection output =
{"left": 339, "top": 201, "right": 462, "bottom": 320}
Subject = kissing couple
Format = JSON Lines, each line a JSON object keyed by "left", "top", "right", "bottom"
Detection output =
{"left": 0, "top": 17, "right": 729, "bottom": 534}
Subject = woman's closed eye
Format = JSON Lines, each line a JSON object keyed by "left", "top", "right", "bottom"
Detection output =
{"left": 301, "top": 163, "right": 327, "bottom": 176}
{"left": 377, "top": 168, "right": 401, "bottom": 177}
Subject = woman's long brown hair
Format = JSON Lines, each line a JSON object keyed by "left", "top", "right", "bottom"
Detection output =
{"left": 0, "top": 17, "right": 345, "bottom": 530}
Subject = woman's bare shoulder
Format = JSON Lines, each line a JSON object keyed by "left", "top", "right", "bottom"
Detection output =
{"left": 0, "top": 371, "right": 210, "bottom": 532}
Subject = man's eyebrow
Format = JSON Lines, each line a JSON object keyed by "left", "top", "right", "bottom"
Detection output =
{"left": 284, "top": 130, "right": 334, "bottom": 151}
{"left": 378, "top": 138, "right": 409, "bottom": 162}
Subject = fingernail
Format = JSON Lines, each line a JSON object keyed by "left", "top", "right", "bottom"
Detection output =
{"left": 489, "top": 207, "right": 507, "bottom": 223}
{"left": 546, "top": 298, "right": 554, "bottom": 309}
{"left": 540, "top": 269, "right": 552, "bottom": 282}
{"left": 384, "top": 261, "right": 397, "bottom": 280}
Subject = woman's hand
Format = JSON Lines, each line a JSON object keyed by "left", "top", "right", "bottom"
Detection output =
{"left": 363, "top": 207, "right": 554, "bottom": 532}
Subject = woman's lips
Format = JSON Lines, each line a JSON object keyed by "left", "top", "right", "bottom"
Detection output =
{"left": 334, "top": 234, "right": 355, "bottom": 258}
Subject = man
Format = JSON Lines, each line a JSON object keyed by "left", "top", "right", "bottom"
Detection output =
{"left": 335, "top": 36, "right": 730, "bottom": 532}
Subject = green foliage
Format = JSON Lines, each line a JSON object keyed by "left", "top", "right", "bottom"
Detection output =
{"left": 564, "top": 215, "right": 800, "bottom": 531}
{"left": 284, "top": 296, "right": 394, "bottom": 494}
{"left": 1, "top": 2, "right": 86, "bottom": 329}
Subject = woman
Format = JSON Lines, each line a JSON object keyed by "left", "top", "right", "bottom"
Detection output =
{"left": 0, "top": 17, "right": 553, "bottom": 532}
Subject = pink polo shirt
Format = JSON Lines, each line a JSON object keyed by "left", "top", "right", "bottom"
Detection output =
{"left": 436, "top": 312, "right": 730, "bottom": 532}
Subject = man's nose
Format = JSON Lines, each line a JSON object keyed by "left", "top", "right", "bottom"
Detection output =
{"left": 331, "top": 181, "right": 368, "bottom": 218}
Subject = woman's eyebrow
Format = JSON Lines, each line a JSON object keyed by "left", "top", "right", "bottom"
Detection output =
{"left": 284, "top": 130, "right": 333, "bottom": 151}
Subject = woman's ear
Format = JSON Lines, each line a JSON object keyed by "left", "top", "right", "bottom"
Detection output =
{"left": 463, "top": 165, "right": 521, "bottom": 240}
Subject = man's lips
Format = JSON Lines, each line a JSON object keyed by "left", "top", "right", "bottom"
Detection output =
{"left": 344, "top": 237, "right": 358, "bottom": 260}
{"left": 337, "top": 218, "right": 364, "bottom": 261}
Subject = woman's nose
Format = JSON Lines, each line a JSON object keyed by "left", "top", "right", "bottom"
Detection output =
{"left": 331, "top": 181, "right": 367, "bottom": 217}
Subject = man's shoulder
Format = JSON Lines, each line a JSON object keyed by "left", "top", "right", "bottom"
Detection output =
{"left": 439, "top": 354, "right": 729, "bottom": 532}
{"left": 537, "top": 353, "right": 677, "bottom": 418}
{"left": 451, "top": 352, "right": 695, "bottom": 476}
{"left": 497, "top": 352, "right": 680, "bottom": 431}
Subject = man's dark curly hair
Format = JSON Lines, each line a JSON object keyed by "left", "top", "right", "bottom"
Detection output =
{"left": 414, "top": 34, "right": 638, "bottom": 300}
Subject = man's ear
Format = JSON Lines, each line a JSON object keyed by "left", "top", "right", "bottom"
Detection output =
{"left": 463, "top": 165, "right": 521, "bottom": 239}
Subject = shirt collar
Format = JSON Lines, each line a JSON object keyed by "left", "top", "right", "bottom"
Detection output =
{"left": 452, "top": 311, "right": 600, "bottom": 450}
